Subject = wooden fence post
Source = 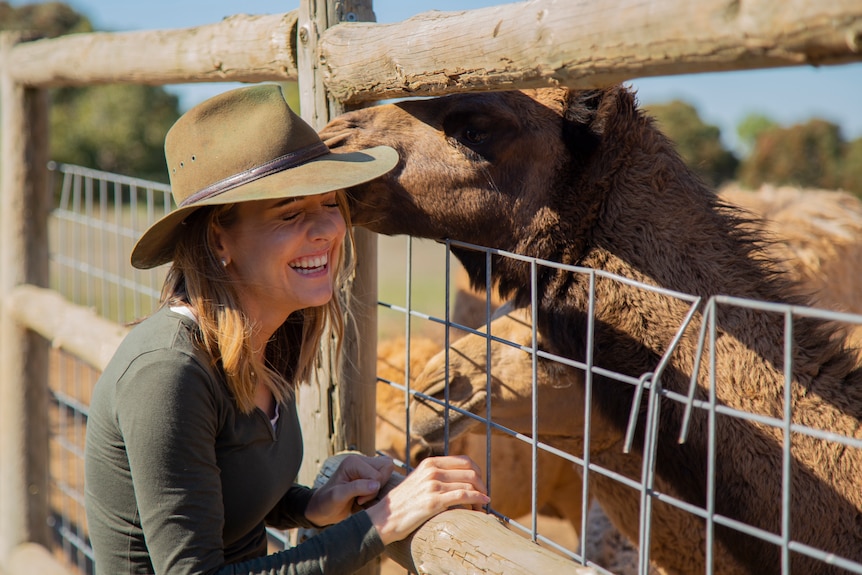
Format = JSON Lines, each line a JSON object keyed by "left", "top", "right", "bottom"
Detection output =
{"left": 296, "top": 2, "right": 380, "bottom": 573}
{"left": 296, "top": 0, "right": 378, "bottom": 480}
{"left": 0, "top": 31, "right": 52, "bottom": 564}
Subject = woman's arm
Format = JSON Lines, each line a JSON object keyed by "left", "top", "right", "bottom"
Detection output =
{"left": 114, "top": 352, "right": 386, "bottom": 575}
{"left": 116, "top": 351, "right": 229, "bottom": 573}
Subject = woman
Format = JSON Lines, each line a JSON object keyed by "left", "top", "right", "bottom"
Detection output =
{"left": 84, "top": 84, "right": 489, "bottom": 575}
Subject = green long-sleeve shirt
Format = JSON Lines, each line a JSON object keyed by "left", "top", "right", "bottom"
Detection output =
{"left": 84, "top": 306, "right": 384, "bottom": 574}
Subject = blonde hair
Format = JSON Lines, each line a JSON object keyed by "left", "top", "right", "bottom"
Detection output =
{"left": 160, "top": 192, "right": 355, "bottom": 414}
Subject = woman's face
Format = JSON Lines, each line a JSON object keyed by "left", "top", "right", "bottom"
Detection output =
{"left": 212, "top": 191, "right": 347, "bottom": 331}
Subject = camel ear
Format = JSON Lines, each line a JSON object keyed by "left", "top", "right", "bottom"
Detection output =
{"left": 561, "top": 89, "right": 603, "bottom": 166}
{"left": 564, "top": 89, "right": 605, "bottom": 125}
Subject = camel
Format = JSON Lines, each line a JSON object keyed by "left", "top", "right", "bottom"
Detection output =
{"left": 719, "top": 184, "right": 862, "bottom": 315}
{"left": 449, "top": 264, "right": 505, "bottom": 338}
{"left": 376, "top": 296, "right": 658, "bottom": 572}
{"left": 375, "top": 334, "right": 584, "bottom": 533}
{"left": 374, "top": 265, "right": 503, "bottom": 467}
{"left": 320, "top": 86, "right": 862, "bottom": 574}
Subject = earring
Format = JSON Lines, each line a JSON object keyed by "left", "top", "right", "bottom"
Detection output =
{"left": 221, "top": 258, "right": 228, "bottom": 268}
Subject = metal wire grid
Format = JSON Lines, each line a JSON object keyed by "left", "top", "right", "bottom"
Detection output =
{"left": 378, "top": 237, "right": 862, "bottom": 575}
{"left": 49, "top": 161, "right": 171, "bottom": 323}
{"left": 43, "top": 164, "right": 862, "bottom": 574}
{"left": 48, "top": 348, "right": 98, "bottom": 574}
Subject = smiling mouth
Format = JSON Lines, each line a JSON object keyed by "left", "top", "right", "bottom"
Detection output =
{"left": 289, "top": 253, "right": 329, "bottom": 275}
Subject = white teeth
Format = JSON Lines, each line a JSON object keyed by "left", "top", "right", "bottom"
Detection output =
{"left": 290, "top": 253, "right": 328, "bottom": 273}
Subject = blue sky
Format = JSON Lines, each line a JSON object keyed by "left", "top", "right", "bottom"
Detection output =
{"left": 13, "top": 0, "right": 862, "bottom": 153}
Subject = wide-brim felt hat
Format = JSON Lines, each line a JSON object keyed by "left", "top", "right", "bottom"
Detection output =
{"left": 130, "top": 83, "right": 398, "bottom": 269}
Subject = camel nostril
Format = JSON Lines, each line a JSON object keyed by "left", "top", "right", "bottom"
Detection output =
{"left": 443, "top": 373, "right": 475, "bottom": 403}
{"left": 424, "top": 372, "right": 472, "bottom": 403}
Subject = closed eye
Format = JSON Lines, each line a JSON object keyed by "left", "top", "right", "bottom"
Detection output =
{"left": 274, "top": 193, "right": 339, "bottom": 220}
{"left": 462, "top": 126, "right": 488, "bottom": 146}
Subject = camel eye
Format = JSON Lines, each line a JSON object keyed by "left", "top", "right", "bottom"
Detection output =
{"left": 462, "top": 126, "right": 488, "bottom": 146}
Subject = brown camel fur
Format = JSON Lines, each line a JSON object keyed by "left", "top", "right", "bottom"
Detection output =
{"left": 403, "top": 184, "right": 862, "bottom": 573}
{"left": 321, "top": 87, "right": 862, "bottom": 575}
{"left": 449, "top": 265, "right": 505, "bottom": 338}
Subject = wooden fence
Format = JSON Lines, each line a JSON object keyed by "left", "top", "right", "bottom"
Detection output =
{"left": 1, "top": 0, "right": 861, "bottom": 573}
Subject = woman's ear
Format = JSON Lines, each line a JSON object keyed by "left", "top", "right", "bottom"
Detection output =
{"left": 209, "top": 220, "right": 232, "bottom": 267}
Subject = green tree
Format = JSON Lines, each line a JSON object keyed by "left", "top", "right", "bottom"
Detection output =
{"left": 739, "top": 119, "right": 844, "bottom": 191}
{"left": 645, "top": 100, "right": 739, "bottom": 187}
{"left": 840, "top": 137, "right": 862, "bottom": 196}
{"left": 51, "top": 85, "right": 180, "bottom": 182}
{"left": 736, "top": 113, "right": 777, "bottom": 156}
{"left": 1, "top": 2, "right": 181, "bottom": 182}
{"left": 0, "top": 1, "right": 92, "bottom": 37}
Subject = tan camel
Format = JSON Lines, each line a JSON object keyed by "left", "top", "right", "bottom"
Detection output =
{"left": 407, "top": 303, "right": 666, "bottom": 574}
{"left": 375, "top": 333, "right": 584, "bottom": 533}
{"left": 377, "top": 298, "right": 655, "bottom": 571}
{"left": 720, "top": 184, "right": 862, "bottom": 315}
{"left": 321, "top": 87, "right": 862, "bottom": 575}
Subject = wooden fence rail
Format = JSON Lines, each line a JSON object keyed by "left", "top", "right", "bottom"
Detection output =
{"left": 4, "top": 1, "right": 861, "bottom": 97}
{"left": 3, "top": 13, "right": 301, "bottom": 88}
{"left": 321, "top": 0, "right": 862, "bottom": 103}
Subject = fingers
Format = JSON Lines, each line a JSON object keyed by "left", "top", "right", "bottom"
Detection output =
{"left": 306, "top": 455, "right": 397, "bottom": 526}
{"left": 416, "top": 454, "right": 479, "bottom": 471}
{"left": 337, "top": 454, "right": 395, "bottom": 485}
{"left": 332, "top": 455, "right": 394, "bottom": 506}
{"left": 411, "top": 455, "right": 488, "bottom": 496}
{"left": 432, "top": 486, "right": 491, "bottom": 512}
{"left": 342, "top": 478, "right": 382, "bottom": 508}
{"left": 366, "top": 455, "right": 491, "bottom": 545}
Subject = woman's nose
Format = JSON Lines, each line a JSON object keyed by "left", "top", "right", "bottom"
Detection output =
{"left": 308, "top": 208, "right": 346, "bottom": 241}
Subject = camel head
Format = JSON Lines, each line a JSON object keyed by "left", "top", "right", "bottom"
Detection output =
{"left": 409, "top": 304, "right": 621, "bottom": 454}
{"left": 319, "top": 87, "right": 626, "bottom": 296}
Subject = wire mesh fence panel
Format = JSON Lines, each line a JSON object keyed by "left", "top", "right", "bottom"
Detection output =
{"left": 48, "top": 347, "right": 97, "bottom": 575}
{"left": 376, "top": 237, "right": 862, "bottom": 575}
{"left": 49, "top": 162, "right": 170, "bottom": 323}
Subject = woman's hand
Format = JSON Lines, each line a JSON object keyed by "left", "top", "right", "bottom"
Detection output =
{"left": 365, "top": 455, "right": 490, "bottom": 545}
{"left": 304, "top": 454, "right": 394, "bottom": 527}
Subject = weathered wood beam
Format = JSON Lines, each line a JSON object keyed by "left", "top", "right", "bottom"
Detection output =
{"left": 4, "top": 284, "right": 128, "bottom": 372}
{"left": 7, "top": 542, "right": 73, "bottom": 575}
{"left": 5, "top": 12, "right": 300, "bottom": 88}
{"left": 294, "top": 0, "right": 379, "bottom": 499}
{"left": 6, "top": 0, "right": 861, "bottom": 99}
{"left": 320, "top": 0, "right": 862, "bottom": 103}
{"left": 0, "top": 32, "right": 52, "bottom": 560}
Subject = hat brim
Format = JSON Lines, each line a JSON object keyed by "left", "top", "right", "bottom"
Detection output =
{"left": 131, "top": 146, "right": 398, "bottom": 269}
